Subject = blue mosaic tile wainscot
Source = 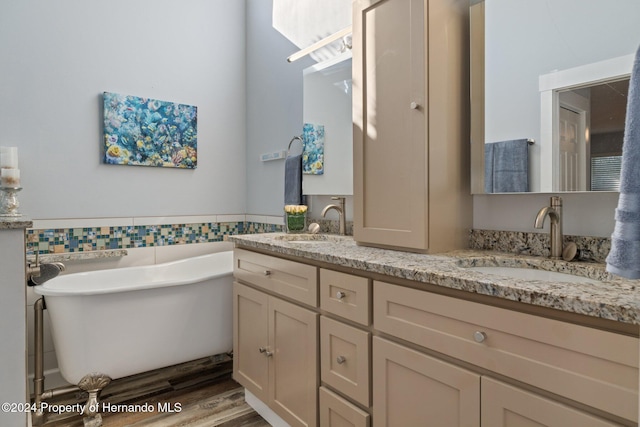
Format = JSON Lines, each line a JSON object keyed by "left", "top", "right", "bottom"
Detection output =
{"left": 26, "top": 221, "right": 283, "bottom": 255}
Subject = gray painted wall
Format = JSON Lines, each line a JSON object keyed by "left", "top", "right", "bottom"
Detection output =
{"left": 0, "top": 0, "right": 246, "bottom": 219}
{"left": 245, "top": 0, "right": 314, "bottom": 216}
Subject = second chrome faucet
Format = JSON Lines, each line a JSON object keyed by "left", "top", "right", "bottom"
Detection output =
{"left": 322, "top": 196, "right": 346, "bottom": 235}
{"left": 534, "top": 196, "right": 563, "bottom": 259}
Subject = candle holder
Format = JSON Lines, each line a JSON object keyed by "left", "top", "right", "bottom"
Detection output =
{"left": 284, "top": 205, "right": 308, "bottom": 234}
{"left": 285, "top": 212, "right": 307, "bottom": 234}
{"left": 0, "top": 187, "right": 22, "bottom": 217}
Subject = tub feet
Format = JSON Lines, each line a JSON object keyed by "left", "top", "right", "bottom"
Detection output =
{"left": 78, "top": 372, "right": 111, "bottom": 427}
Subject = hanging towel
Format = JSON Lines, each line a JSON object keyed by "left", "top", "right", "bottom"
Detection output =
{"left": 484, "top": 139, "right": 529, "bottom": 193}
{"left": 606, "top": 45, "right": 640, "bottom": 279}
{"left": 284, "top": 153, "right": 302, "bottom": 205}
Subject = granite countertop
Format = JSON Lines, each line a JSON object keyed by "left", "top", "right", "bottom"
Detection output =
{"left": 0, "top": 218, "right": 33, "bottom": 229}
{"left": 228, "top": 233, "right": 640, "bottom": 325}
{"left": 27, "top": 249, "right": 128, "bottom": 264}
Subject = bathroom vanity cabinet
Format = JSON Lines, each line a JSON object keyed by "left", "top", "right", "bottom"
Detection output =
{"left": 233, "top": 249, "right": 318, "bottom": 427}
{"left": 232, "top": 246, "right": 638, "bottom": 427}
{"left": 373, "top": 280, "right": 634, "bottom": 426}
{"left": 352, "top": 0, "right": 472, "bottom": 253}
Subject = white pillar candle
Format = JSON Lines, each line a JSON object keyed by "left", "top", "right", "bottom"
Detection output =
{"left": 0, "top": 147, "right": 18, "bottom": 169}
{"left": 0, "top": 168, "right": 20, "bottom": 187}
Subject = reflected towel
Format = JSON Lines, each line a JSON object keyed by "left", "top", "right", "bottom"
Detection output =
{"left": 607, "top": 45, "right": 640, "bottom": 279}
{"left": 484, "top": 139, "right": 529, "bottom": 193}
{"left": 284, "top": 154, "right": 302, "bottom": 205}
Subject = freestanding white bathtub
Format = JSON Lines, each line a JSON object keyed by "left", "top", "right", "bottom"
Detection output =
{"left": 34, "top": 251, "right": 234, "bottom": 385}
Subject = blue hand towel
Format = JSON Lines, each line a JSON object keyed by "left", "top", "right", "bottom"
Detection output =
{"left": 284, "top": 154, "right": 302, "bottom": 205}
{"left": 485, "top": 139, "right": 529, "bottom": 193}
{"left": 607, "top": 45, "right": 640, "bottom": 279}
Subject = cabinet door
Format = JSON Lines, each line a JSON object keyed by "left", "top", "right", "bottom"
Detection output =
{"left": 233, "top": 282, "right": 269, "bottom": 402}
{"left": 481, "top": 377, "right": 621, "bottom": 427}
{"left": 353, "top": 0, "right": 428, "bottom": 250}
{"left": 373, "top": 337, "right": 480, "bottom": 427}
{"left": 269, "top": 297, "right": 319, "bottom": 427}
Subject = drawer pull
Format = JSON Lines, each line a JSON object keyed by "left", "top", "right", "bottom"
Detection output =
{"left": 259, "top": 347, "right": 267, "bottom": 353}
{"left": 263, "top": 270, "right": 272, "bottom": 276}
{"left": 336, "top": 355, "right": 346, "bottom": 364}
{"left": 336, "top": 291, "right": 346, "bottom": 300}
{"left": 473, "top": 331, "right": 487, "bottom": 343}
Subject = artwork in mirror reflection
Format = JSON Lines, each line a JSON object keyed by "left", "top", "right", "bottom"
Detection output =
{"left": 302, "top": 123, "right": 325, "bottom": 175}
{"left": 475, "top": 0, "right": 640, "bottom": 193}
{"left": 103, "top": 92, "right": 197, "bottom": 169}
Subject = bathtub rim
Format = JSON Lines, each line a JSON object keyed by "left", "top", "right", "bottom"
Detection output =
{"left": 33, "top": 251, "right": 233, "bottom": 297}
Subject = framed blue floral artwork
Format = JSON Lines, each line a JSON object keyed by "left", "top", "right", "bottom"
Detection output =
{"left": 103, "top": 92, "right": 197, "bottom": 169}
{"left": 302, "top": 123, "right": 324, "bottom": 175}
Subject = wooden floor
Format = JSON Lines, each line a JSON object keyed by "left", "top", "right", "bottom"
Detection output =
{"left": 39, "top": 354, "right": 270, "bottom": 427}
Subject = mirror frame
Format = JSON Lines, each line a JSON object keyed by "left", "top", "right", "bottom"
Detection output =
{"left": 470, "top": 1, "right": 485, "bottom": 194}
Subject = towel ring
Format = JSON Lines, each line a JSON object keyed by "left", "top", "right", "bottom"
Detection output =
{"left": 287, "top": 136, "right": 304, "bottom": 156}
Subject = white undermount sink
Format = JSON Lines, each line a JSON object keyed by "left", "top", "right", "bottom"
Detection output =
{"left": 466, "top": 266, "right": 601, "bottom": 284}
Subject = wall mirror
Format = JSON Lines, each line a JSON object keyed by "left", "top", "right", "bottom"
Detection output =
{"left": 470, "top": 0, "right": 640, "bottom": 194}
{"left": 302, "top": 51, "right": 353, "bottom": 195}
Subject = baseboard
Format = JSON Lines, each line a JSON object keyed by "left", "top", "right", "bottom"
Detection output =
{"left": 244, "top": 389, "right": 290, "bottom": 427}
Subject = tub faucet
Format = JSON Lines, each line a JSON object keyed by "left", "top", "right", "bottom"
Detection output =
{"left": 534, "top": 196, "right": 563, "bottom": 259}
{"left": 322, "top": 196, "right": 346, "bottom": 235}
{"left": 27, "top": 253, "right": 65, "bottom": 286}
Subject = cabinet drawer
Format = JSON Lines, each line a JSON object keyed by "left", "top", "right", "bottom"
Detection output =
{"left": 234, "top": 248, "right": 318, "bottom": 306}
{"left": 321, "top": 316, "right": 370, "bottom": 407}
{"left": 319, "top": 387, "right": 370, "bottom": 427}
{"left": 320, "top": 269, "right": 370, "bottom": 325}
{"left": 374, "top": 280, "right": 639, "bottom": 422}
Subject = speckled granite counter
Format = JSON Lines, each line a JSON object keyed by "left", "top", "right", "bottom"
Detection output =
{"left": 229, "top": 233, "right": 640, "bottom": 326}
{"left": 0, "top": 218, "right": 32, "bottom": 229}
{"left": 27, "top": 249, "right": 128, "bottom": 264}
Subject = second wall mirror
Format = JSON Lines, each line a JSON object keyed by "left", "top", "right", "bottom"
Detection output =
{"left": 470, "top": 0, "right": 640, "bottom": 194}
{"left": 302, "top": 52, "right": 353, "bottom": 196}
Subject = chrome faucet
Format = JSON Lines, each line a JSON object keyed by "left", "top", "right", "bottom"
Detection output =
{"left": 322, "top": 196, "right": 346, "bottom": 235}
{"left": 534, "top": 196, "right": 563, "bottom": 259}
{"left": 27, "top": 252, "right": 66, "bottom": 286}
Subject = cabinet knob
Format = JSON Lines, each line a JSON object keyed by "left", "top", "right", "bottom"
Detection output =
{"left": 473, "top": 331, "right": 487, "bottom": 343}
{"left": 259, "top": 347, "right": 273, "bottom": 357}
{"left": 336, "top": 291, "right": 346, "bottom": 300}
{"left": 336, "top": 356, "right": 346, "bottom": 364}
{"left": 410, "top": 101, "right": 419, "bottom": 110}
{"left": 264, "top": 270, "right": 272, "bottom": 276}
